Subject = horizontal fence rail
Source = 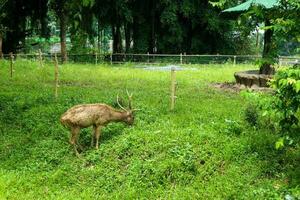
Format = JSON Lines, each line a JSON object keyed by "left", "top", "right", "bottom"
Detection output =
{"left": 1, "top": 52, "right": 299, "bottom": 66}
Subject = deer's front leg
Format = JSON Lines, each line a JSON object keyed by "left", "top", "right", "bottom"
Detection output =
{"left": 94, "top": 126, "right": 102, "bottom": 150}
{"left": 70, "top": 126, "right": 81, "bottom": 157}
{"left": 91, "top": 125, "right": 96, "bottom": 147}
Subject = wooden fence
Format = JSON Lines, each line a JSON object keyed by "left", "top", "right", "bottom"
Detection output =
{"left": 1, "top": 51, "right": 299, "bottom": 66}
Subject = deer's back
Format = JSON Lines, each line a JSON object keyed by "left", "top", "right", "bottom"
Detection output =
{"left": 60, "top": 104, "right": 112, "bottom": 128}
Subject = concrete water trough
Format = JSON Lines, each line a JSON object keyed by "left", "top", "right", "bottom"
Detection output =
{"left": 234, "top": 70, "right": 273, "bottom": 88}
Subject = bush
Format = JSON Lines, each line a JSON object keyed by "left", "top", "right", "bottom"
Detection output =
{"left": 244, "top": 104, "right": 259, "bottom": 127}
{"left": 270, "top": 67, "right": 300, "bottom": 131}
{"left": 242, "top": 67, "right": 300, "bottom": 148}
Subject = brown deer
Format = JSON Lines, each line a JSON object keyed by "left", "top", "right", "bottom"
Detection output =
{"left": 60, "top": 92, "right": 135, "bottom": 156}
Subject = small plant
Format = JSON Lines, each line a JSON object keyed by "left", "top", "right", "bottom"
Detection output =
{"left": 244, "top": 104, "right": 259, "bottom": 127}
{"left": 224, "top": 119, "right": 243, "bottom": 135}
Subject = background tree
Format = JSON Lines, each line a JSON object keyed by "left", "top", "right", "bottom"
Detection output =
{"left": 220, "top": 0, "right": 300, "bottom": 74}
{"left": 1, "top": 0, "right": 49, "bottom": 54}
{"left": 0, "top": 0, "right": 8, "bottom": 58}
{"left": 50, "top": 0, "right": 69, "bottom": 62}
{"left": 1, "top": 0, "right": 298, "bottom": 57}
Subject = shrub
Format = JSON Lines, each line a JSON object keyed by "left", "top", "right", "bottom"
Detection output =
{"left": 270, "top": 67, "right": 300, "bottom": 131}
{"left": 244, "top": 104, "right": 259, "bottom": 127}
{"left": 242, "top": 67, "right": 300, "bottom": 148}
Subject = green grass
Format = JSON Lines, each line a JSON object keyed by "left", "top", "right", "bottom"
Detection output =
{"left": 0, "top": 60, "right": 299, "bottom": 199}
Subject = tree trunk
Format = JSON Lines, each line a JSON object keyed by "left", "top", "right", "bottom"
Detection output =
{"left": 59, "top": 11, "right": 67, "bottom": 63}
{"left": 97, "top": 20, "right": 101, "bottom": 54}
{"left": 132, "top": 19, "right": 138, "bottom": 52}
{"left": 255, "top": 27, "right": 259, "bottom": 48}
{"left": 0, "top": 33, "right": 3, "bottom": 59}
{"left": 112, "top": 23, "right": 122, "bottom": 53}
{"left": 124, "top": 23, "right": 131, "bottom": 53}
{"left": 262, "top": 19, "right": 273, "bottom": 58}
{"left": 112, "top": 26, "right": 116, "bottom": 53}
{"left": 260, "top": 18, "right": 274, "bottom": 75}
{"left": 149, "top": 0, "right": 156, "bottom": 53}
{"left": 184, "top": 19, "right": 192, "bottom": 54}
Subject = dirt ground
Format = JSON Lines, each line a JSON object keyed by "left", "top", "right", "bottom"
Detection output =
{"left": 211, "top": 82, "right": 274, "bottom": 93}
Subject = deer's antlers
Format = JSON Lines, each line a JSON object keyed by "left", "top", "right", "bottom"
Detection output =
{"left": 117, "top": 95, "right": 128, "bottom": 111}
{"left": 126, "top": 89, "right": 133, "bottom": 110}
{"left": 117, "top": 90, "right": 140, "bottom": 111}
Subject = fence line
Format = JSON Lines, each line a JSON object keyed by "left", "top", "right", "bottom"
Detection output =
{"left": 0, "top": 52, "right": 299, "bottom": 66}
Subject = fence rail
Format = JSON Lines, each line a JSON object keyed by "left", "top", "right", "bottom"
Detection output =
{"left": 1, "top": 52, "right": 299, "bottom": 66}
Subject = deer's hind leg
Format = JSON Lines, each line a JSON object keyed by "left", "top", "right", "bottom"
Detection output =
{"left": 91, "top": 125, "right": 96, "bottom": 147}
{"left": 94, "top": 125, "right": 102, "bottom": 150}
{"left": 70, "top": 126, "right": 81, "bottom": 157}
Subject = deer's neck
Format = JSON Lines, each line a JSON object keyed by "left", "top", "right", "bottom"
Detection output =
{"left": 110, "top": 110, "right": 127, "bottom": 122}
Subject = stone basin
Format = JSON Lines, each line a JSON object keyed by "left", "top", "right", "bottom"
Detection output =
{"left": 234, "top": 70, "right": 273, "bottom": 87}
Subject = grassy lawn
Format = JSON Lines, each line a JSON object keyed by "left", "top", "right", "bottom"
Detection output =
{"left": 0, "top": 60, "right": 299, "bottom": 199}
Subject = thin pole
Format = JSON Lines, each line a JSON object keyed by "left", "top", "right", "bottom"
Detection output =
{"left": 95, "top": 51, "right": 98, "bottom": 65}
{"left": 10, "top": 52, "right": 14, "bottom": 78}
{"left": 54, "top": 53, "right": 59, "bottom": 99}
{"left": 234, "top": 56, "right": 236, "bottom": 65}
{"left": 110, "top": 52, "right": 113, "bottom": 65}
{"left": 279, "top": 56, "right": 282, "bottom": 66}
{"left": 170, "top": 67, "right": 176, "bottom": 110}
{"left": 180, "top": 53, "right": 183, "bottom": 64}
{"left": 38, "top": 49, "right": 43, "bottom": 67}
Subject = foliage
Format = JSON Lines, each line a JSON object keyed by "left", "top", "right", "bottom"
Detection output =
{"left": 244, "top": 104, "right": 259, "bottom": 127}
{"left": 242, "top": 67, "right": 300, "bottom": 148}
{"left": 212, "top": 0, "right": 300, "bottom": 63}
{"left": 270, "top": 67, "right": 300, "bottom": 131}
{"left": 0, "top": 0, "right": 261, "bottom": 55}
{"left": 0, "top": 0, "right": 49, "bottom": 53}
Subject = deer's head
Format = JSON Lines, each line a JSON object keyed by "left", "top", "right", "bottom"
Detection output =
{"left": 117, "top": 90, "right": 137, "bottom": 125}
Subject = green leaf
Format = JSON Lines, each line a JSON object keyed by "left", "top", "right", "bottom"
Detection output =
{"left": 279, "top": 79, "right": 288, "bottom": 87}
{"left": 275, "top": 138, "right": 284, "bottom": 150}
{"left": 262, "top": 111, "right": 268, "bottom": 116}
{"left": 295, "top": 80, "right": 300, "bottom": 92}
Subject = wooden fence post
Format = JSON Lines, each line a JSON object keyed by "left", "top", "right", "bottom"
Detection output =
{"left": 180, "top": 53, "right": 183, "bottom": 64}
{"left": 95, "top": 51, "right": 98, "bottom": 65}
{"left": 38, "top": 49, "right": 44, "bottom": 67}
{"left": 278, "top": 56, "right": 282, "bottom": 66}
{"left": 110, "top": 52, "right": 113, "bottom": 65}
{"left": 233, "top": 56, "right": 236, "bottom": 65}
{"left": 10, "top": 52, "right": 14, "bottom": 78}
{"left": 54, "top": 53, "right": 59, "bottom": 99}
{"left": 170, "top": 67, "right": 176, "bottom": 110}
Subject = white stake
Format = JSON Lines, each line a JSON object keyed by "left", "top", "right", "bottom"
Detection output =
{"left": 170, "top": 67, "right": 176, "bottom": 110}
{"left": 54, "top": 53, "right": 59, "bottom": 99}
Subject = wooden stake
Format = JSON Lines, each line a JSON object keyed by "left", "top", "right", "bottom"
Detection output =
{"left": 110, "top": 53, "right": 113, "bottom": 64}
{"left": 10, "top": 52, "right": 14, "bottom": 78}
{"left": 180, "top": 53, "right": 183, "bottom": 64}
{"left": 170, "top": 67, "right": 176, "bottom": 110}
{"left": 54, "top": 53, "right": 59, "bottom": 98}
{"left": 95, "top": 52, "right": 98, "bottom": 65}
{"left": 38, "top": 49, "right": 44, "bottom": 67}
{"left": 278, "top": 57, "right": 282, "bottom": 66}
